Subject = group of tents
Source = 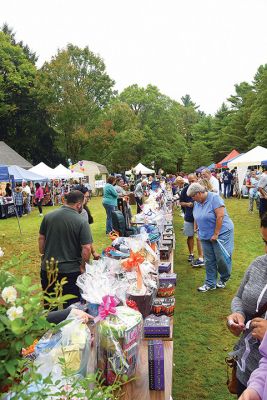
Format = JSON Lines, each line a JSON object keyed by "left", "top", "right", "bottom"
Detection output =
{"left": 198, "top": 145, "right": 267, "bottom": 191}
{"left": 0, "top": 162, "right": 84, "bottom": 183}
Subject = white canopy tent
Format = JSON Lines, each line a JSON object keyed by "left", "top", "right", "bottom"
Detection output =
{"left": 228, "top": 146, "right": 267, "bottom": 191}
{"left": 8, "top": 165, "right": 47, "bottom": 182}
{"left": 52, "top": 164, "right": 73, "bottom": 179}
{"left": 125, "top": 162, "right": 155, "bottom": 175}
{"left": 30, "top": 162, "right": 84, "bottom": 180}
{"left": 29, "top": 162, "right": 55, "bottom": 179}
{"left": 53, "top": 164, "right": 84, "bottom": 179}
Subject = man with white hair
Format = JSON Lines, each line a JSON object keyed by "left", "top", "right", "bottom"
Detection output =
{"left": 201, "top": 169, "right": 220, "bottom": 194}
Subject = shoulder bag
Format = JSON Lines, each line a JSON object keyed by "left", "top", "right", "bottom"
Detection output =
{"left": 226, "top": 301, "right": 267, "bottom": 394}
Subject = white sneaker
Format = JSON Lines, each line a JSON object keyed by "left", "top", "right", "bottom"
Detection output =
{"left": 39, "top": 213, "right": 43, "bottom": 217}
{"left": 216, "top": 280, "right": 226, "bottom": 289}
{"left": 198, "top": 284, "right": 216, "bottom": 292}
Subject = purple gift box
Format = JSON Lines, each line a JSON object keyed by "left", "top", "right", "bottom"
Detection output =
{"left": 148, "top": 340, "right": 165, "bottom": 390}
{"left": 158, "top": 261, "right": 171, "bottom": 273}
{"left": 159, "top": 272, "right": 177, "bottom": 286}
{"left": 144, "top": 315, "right": 170, "bottom": 338}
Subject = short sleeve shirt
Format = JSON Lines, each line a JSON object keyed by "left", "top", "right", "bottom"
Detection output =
{"left": 210, "top": 176, "right": 220, "bottom": 194}
{"left": 258, "top": 173, "right": 267, "bottom": 198}
{"left": 179, "top": 186, "right": 194, "bottom": 222}
{"left": 193, "top": 192, "right": 234, "bottom": 240}
{"left": 40, "top": 206, "right": 93, "bottom": 273}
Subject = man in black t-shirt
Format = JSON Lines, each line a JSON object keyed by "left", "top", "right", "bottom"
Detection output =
{"left": 179, "top": 174, "right": 204, "bottom": 267}
{"left": 39, "top": 190, "right": 93, "bottom": 309}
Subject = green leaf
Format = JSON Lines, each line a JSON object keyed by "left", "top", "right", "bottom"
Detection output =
{"left": 0, "top": 314, "right": 10, "bottom": 327}
{"left": 5, "top": 359, "right": 17, "bottom": 377}
{"left": 22, "top": 276, "right": 31, "bottom": 286}
{"left": 15, "top": 341, "right": 23, "bottom": 352}
{"left": 10, "top": 318, "right": 26, "bottom": 335}
{"left": 24, "top": 334, "right": 34, "bottom": 346}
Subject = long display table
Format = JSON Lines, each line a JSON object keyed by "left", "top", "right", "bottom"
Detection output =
{"left": 123, "top": 251, "right": 174, "bottom": 400}
{"left": 0, "top": 202, "right": 16, "bottom": 219}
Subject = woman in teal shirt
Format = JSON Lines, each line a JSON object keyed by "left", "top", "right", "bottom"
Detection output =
{"left": 102, "top": 176, "right": 118, "bottom": 234}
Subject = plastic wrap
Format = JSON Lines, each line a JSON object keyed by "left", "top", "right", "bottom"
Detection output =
{"left": 34, "top": 317, "right": 92, "bottom": 380}
{"left": 77, "top": 260, "right": 129, "bottom": 308}
{"left": 97, "top": 306, "right": 143, "bottom": 385}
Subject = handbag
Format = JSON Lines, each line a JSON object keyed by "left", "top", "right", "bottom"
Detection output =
{"left": 226, "top": 300, "right": 267, "bottom": 394}
{"left": 226, "top": 356, "right": 238, "bottom": 394}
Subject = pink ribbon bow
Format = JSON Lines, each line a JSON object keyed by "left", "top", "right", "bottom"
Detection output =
{"left": 94, "top": 295, "right": 119, "bottom": 323}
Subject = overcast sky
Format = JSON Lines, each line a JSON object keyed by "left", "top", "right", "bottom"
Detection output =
{"left": 1, "top": 0, "right": 267, "bottom": 114}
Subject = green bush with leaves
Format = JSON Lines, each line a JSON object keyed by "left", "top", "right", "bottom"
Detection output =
{"left": 0, "top": 254, "right": 124, "bottom": 399}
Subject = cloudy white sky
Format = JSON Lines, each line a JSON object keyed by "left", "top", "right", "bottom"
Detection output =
{"left": 1, "top": 0, "right": 267, "bottom": 114}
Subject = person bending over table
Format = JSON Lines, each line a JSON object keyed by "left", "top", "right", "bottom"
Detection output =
{"left": 187, "top": 182, "right": 234, "bottom": 292}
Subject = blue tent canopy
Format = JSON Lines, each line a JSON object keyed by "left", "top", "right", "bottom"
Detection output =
{"left": 0, "top": 165, "right": 9, "bottom": 181}
{"left": 8, "top": 165, "right": 47, "bottom": 182}
{"left": 195, "top": 166, "right": 207, "bottom": 174}
{"left": 207, "top": 163, "right": 215, "bottom": 170}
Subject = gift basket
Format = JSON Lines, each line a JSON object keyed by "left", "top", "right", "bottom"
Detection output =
{"left": 121, "top": 250, "right": 158, "bottom": 318}
{"left": 97, "top": 305, "right": 143, "bottom": 385}
{"left": 76, "top": 259, "right": 130, "bottom": 316}
{"left": 33, "top": 316, "right": 92, "bottom": 381}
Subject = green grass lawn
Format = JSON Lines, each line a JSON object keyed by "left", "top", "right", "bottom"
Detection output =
{"left": 0, "top": 197, "right": 263, "bottom": 398}
{"left": 173, "top": 198, "right": 262, "bottom": 399}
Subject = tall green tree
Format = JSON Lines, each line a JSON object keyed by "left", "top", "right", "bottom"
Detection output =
{"left": 119, "top": 84, "right": 186, "bottom": 171}
{"left": 0, "top": 31, "right": 61, "bottom": 165}
{"left": 181, "top": 94, "right": 199, "bottom": 110}
{"left": 1, "top": 23, "right": 38, "bottom": 64}
{"left": 182, "top": 142, "right": 213, "bottom": 172}
{"left": 246, "top": 65, "right": 267, "bottom": 148}
{"left": 36, "top": 44, "right": 116, "bottom": 160}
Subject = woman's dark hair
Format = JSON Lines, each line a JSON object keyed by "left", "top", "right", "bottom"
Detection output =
{"left": 260, "top": 213, "right": 267, "bottom": 229}
{"left": 107, "top": 175, "right": 116, "bottom": 184}
{"left": 35, "top": 183, "right": 40, "bottom": 189}
{"left": 84, "top": 204, "right": 94, "bottom": 224}
{"left": 73, "top": 185, "right": 94, "bottom": 223}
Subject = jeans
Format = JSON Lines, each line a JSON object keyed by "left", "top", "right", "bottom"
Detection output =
{"left": 16, "top": 205, "right": 23, "bottom": 217}
{"left": 249, "top": 196, "right": 260, "bottom": 212}
{"left": 259, "top": 198, "right": 267, "bottom": 218}
{"left": 24, "top": 195, "right": 31, "bottom": 214}
{"left": 200, "top": 229, "right": 234, "bottom": 287}
{"left": 40, "top": 269, "right": 81, "bottom": 309}
{"left": 236, "top": 378, "right": 246, "bottom": 397}
{"left": 103, "top": 203, "right": 115, "bottom": 234}
{"left": 223, "top": 183, "right": 231, "bottom": 198}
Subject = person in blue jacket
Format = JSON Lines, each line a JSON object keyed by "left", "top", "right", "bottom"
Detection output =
{"left": 102, "top": 176, "right": 118, "bottom": 234}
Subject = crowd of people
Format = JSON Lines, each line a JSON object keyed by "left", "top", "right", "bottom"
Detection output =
{"left": 3, "top": 163, "right": 267, "bottom": 399}
{"left": 1, "top": 180, "right": 93, "bottom": 218}
{"left": 168, "top": 164, "right": 267, "bottom": 399}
